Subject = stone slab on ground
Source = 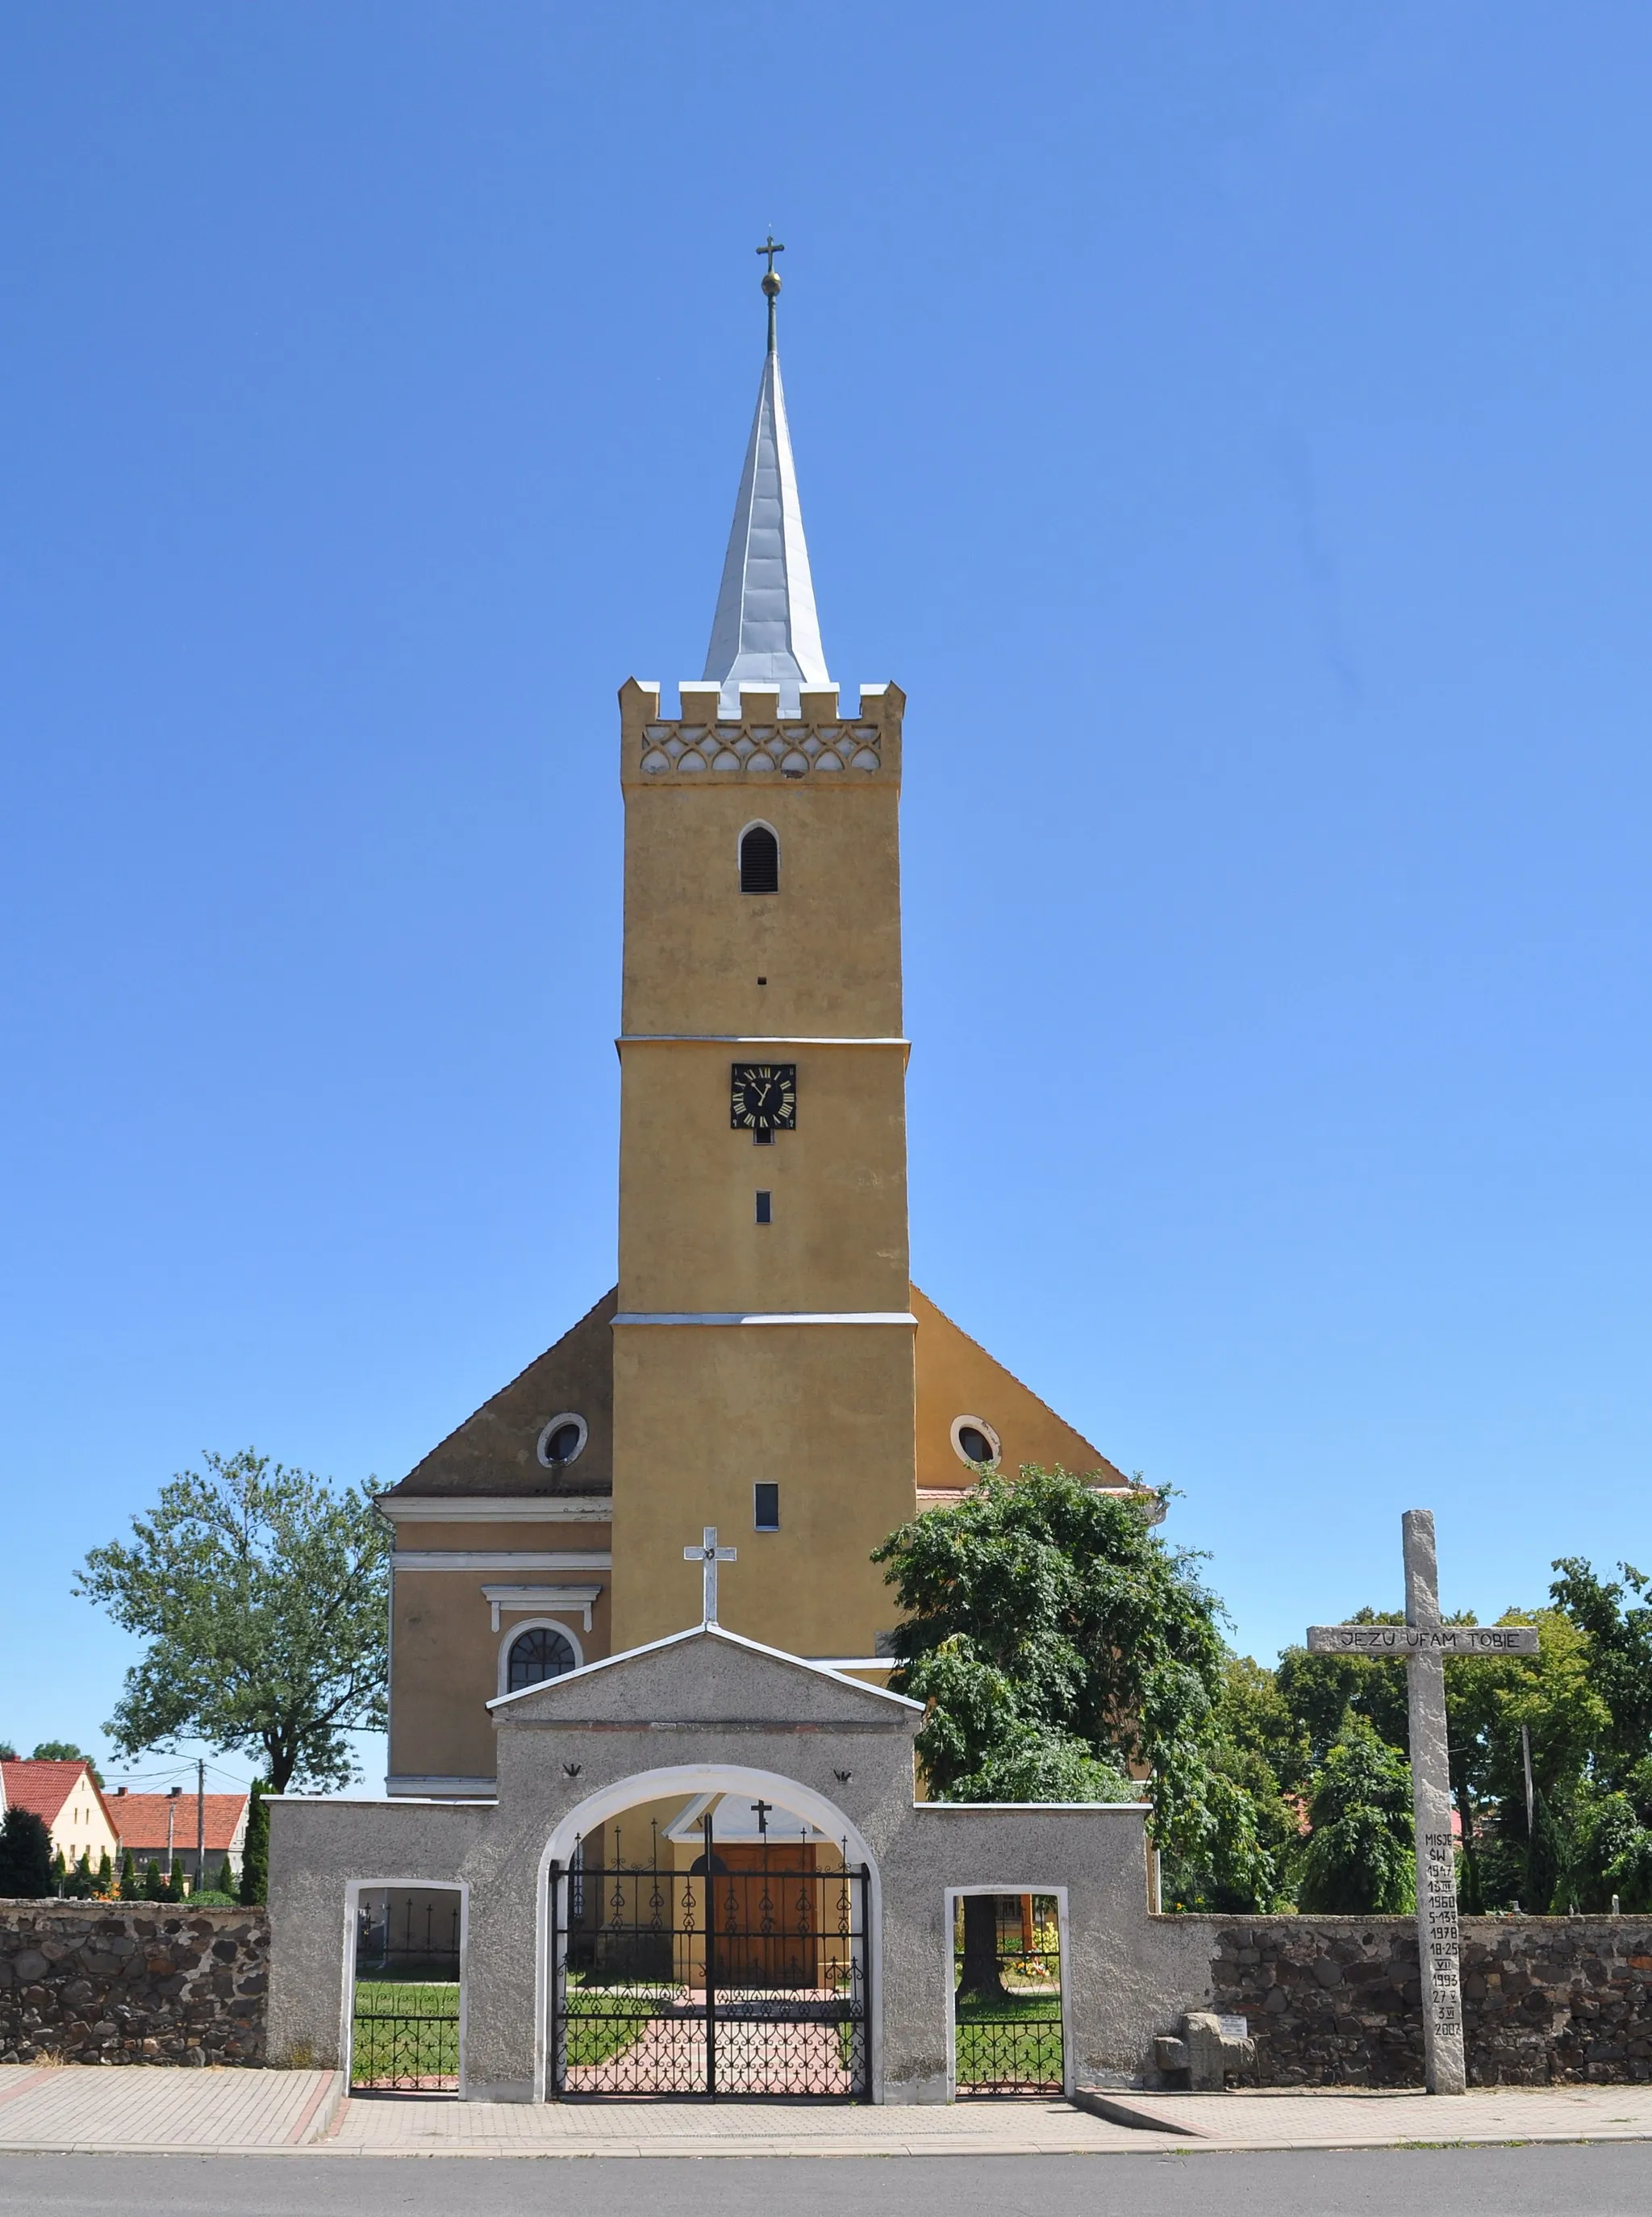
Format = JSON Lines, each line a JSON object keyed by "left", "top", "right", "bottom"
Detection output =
{"left": 0, "top": 2064, "right": 340, "bottom": 2152}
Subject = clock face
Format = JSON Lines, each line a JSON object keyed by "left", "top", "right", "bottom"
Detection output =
{"left": 730, "top": 1062, "right": 797, "bottom": 1132}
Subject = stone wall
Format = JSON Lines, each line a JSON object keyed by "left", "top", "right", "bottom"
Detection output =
{"left": 0, "top": 1901, "right": 269, "bottom": 2067}
{"left": 1195, "top": 1914, "right": 1652, "bottom": 2087}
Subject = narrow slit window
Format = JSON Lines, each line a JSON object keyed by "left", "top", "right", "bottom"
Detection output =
{"left": 740, "top": 825, "right": 779, "bottom": 894}
{"left": 755, "top": 1190, "right": 772, "bottom": 1224}
{"left": 754, "top": 1483, "right": 780, "bottom": 1531}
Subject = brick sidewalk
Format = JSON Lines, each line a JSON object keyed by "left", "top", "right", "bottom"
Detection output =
{"left": 0, "top": 2064, "right": 340, "bottom": 2152}
{"left": 1074, "top": 2083, "right": 1652, "bottom": 2149}
{"left": 4, "top": 2065, "right": 1652, "bottom": 2157}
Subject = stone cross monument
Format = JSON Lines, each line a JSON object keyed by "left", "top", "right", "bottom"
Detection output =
{"left": 1308, "top": 1507, "right": 1538, "bottom": 2094}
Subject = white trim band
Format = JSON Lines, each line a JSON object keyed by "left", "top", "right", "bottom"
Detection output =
{"left": 481, "top": 1583, "right": 602, "bottom": 1633}
{"left": 619, "top": 1035, "right": 909, "bottom": 1046}
{"left": 384, "top": 1777, "right": 498, "bottom": 1800}
{"left": 613, "top": 1311, "right": 918, "bottom": 1328}
{"left": 393, "top": 1550, "right": 612, "bottom": 1572}
{"left": 376, "top": 1496, "right": 613, "bottom": 1524}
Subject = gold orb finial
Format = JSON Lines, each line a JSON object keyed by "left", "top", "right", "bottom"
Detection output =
{"left": 757, "top": 233, "right": 785, "bottom": 350}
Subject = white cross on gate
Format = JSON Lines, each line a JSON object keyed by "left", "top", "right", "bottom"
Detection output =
{"left": 684, "top": 1525, "right": 738, "bottom": 1626}
{"left": 1308, "top": 1509, "right": 1539, "bottom": 2095}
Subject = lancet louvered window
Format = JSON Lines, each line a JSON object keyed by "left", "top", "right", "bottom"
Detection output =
{"left": 740, "top": 825, "right": 779, "bottom": 894}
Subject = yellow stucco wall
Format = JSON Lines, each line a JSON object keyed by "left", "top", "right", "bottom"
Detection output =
{"left": 389, "top": 1518, "right": 613, "bottom": 1782}
{"left": 911, "top": 1287, "right": 1128, "bottom": 1493}
{"left": 610, "top": 684, "right": 917, "bottom": 1661}
{"left": 619, "top": 686, "right": 903, "bottom": 1042}
{"left": 609, "top": 1320, "right": 916, "bottom": 1655}
{"left": 617, "top": 1042, "right": 910, "bottom": 1315}
{"left": 379, "top": 677, "right": 1140, "bottom": 1773}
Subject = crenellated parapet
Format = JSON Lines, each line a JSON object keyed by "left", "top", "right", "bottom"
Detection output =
{"left": 619, "top": 679, "right": 903, "bottom": 787}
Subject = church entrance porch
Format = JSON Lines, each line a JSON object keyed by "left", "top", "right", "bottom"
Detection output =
{"left": 549, "top": 1795, "right": 870, "bottom": 2098}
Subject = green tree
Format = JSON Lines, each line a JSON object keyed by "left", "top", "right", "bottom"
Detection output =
{"left": 1295, "top": 1716, "right": 1416, "bottom": 1913}
{"left": 142, "top": 1858, "right": 165, "bottom": 1901}
{"left": 94, "top": 1848, "right": 112, "bottom": 1897}
{"left": 216, "top": 1856, "right": 236, "bottom": 1897}
{"left": 1549, "top": 1559, "right": 1652, "bottom": 1790}
{"left": 1444, "top": 1608, "right": 1607, "bottom": 1912}
{"left": 1274, "top": 1613, "right": 1411, "bottom": 1777}
{"left": 75, "top": 1449, "right": 390, "bottom": 1793}
{"left": 0, "top": 1741, "right": 16, "bottom": 1760}
{"left": 1162, "top": 1655, "right": 1308, "bottom": 1912}
{"left": 118, "top": 1848, "right": 136, "bottom": 1900}
{"left": 239, "top": 1780, "right": 269, "bottom": 1906}
{"left": 1561, "top": 1785, "right": 1652, "bottom": 1913}
{"left": 29, "top": 1741, "right": 103, "bottom": 1784}
{"left": 0, "top": 1807, "right": 53, "bottom": 1898}
{"left": 874, "top": 1469, "right": 1278, "bottom": 1907}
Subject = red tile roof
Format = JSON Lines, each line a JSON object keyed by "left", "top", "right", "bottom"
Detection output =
{"left": 0, "top": 1760, "right": 104, "bottom": 1830}
{"left": 107, "top": 1791, "right": 248, "bottom": 1855}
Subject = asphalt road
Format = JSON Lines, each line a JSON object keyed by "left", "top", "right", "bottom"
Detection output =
{"left": 2, "top": 2147, "right": 1650, "bottom": 2215}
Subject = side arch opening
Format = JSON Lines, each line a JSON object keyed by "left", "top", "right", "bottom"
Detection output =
{"left": 739, "top": 821, "right": 780, "bottom": 894}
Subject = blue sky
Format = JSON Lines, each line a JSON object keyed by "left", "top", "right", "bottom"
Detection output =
{"left": 3, "top": 2, "right": 1649, "bottom": 1793}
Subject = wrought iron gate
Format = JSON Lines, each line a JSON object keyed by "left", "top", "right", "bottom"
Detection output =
{"left": 549, "top": 1818, "right": 870, "bottom": 2098}
{"left": 953, "top": 1893, "right": 1064, "bottom": 2096}
{"left": 351, "top": 1893, "right": 461, "bottom": 2092}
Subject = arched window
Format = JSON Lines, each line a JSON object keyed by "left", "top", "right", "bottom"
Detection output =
{"left": 740, "top": 823, "right": 779, "bottom": 894}
{"left": 507, "top": 1625, "right": 578, "bottom": 1692}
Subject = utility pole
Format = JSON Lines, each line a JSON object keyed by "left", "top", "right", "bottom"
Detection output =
{"left": 196, "top": 1758, "right": 206, "bottom": 1893}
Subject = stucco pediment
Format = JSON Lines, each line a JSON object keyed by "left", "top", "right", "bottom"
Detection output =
{"left": 488, "top": 1626, "right": 920, "bottom": 1735}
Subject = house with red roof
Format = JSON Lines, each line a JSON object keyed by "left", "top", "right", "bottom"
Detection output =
{"left": 0, "top": 1759, "right": 120, "bottom": 1875}
{"left": 106, "top": 1786, "right": 250, "bottom": 1887}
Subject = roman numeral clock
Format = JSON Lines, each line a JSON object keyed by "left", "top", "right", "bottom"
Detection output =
{"left": 731, "top": 1062, "right": 797, "bottom": 1142}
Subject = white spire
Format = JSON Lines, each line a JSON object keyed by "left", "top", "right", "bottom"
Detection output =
{"left": 703, "top": 294, "right": 829, "bottom": 715}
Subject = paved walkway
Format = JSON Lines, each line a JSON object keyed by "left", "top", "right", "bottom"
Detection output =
{"left": 4, "top": 2064, "right": 1652, "bottom": 2157}
{"left": 1073, "top": 2083, "right": 1652, "bottom": 2150}
{"left": 332, "top": 2091, "right": 1145, "bottom": 2156}
{"left": 0, "top": 2065, "right": 340, "bottom": 2152}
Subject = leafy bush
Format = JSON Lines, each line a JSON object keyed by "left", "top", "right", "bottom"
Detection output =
{"left": 1295, "top": 1717, "right": 1416, "bottom": 1913}
{"left": 0, "top": 1807, "right": 55, "bottom": 1898}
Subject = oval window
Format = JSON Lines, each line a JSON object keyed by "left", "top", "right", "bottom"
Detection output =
{"left": 537, "top": 1413, "right": 588, "bottom": 1470}
{"left": 950, "top": 1414, "right": 1002, "bottom": 1470}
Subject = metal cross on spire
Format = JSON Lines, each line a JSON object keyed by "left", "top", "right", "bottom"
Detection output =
{"left": 757, "top": 232, "right": 785, "bottom": 351}
{"left": 684, "top": 1525, "right": 738, "bottom": 1626}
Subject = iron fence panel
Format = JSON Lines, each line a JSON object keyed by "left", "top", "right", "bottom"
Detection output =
{"left": 953, "top": 1893, "right": 1064, "bottom": 2097}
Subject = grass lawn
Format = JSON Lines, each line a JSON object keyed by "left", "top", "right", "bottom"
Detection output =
{"left": 557, "top": 1983, "right": 674, "bottom": 2068}
{"left": 955, "top": 1988, "right": 1065, "bottom": 2090}
{"left": 352, "top": 1979, "right": 460, "bottom": 2084}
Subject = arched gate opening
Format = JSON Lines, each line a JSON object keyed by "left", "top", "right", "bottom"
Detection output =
{"left": 540, "top": 1765, "right": 877, "bottom": 2101}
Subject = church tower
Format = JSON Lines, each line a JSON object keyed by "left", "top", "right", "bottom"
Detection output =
{"left": 609, "top": 252, "right": 914, "bottom": 1655}
{"left": 374, "top": 252, "right": 1129, "bottom": 1796}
